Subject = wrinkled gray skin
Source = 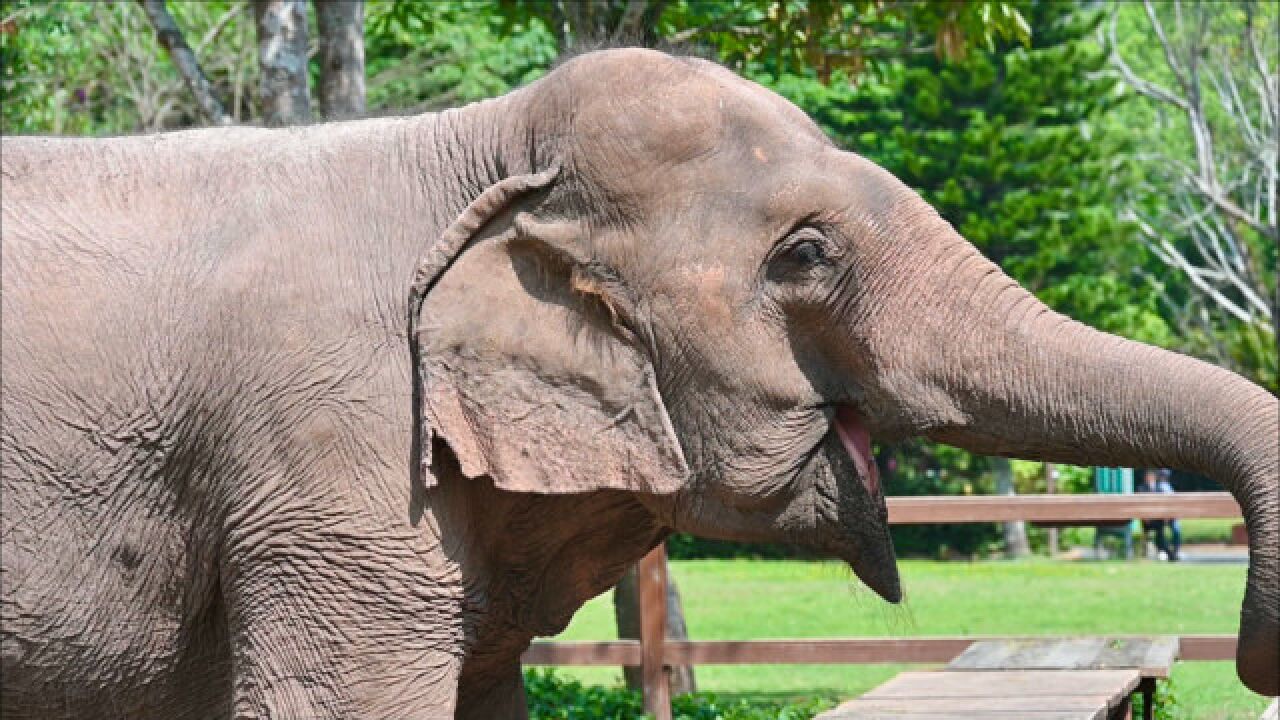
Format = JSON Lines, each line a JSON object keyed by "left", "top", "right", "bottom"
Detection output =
{"left": 2, "top": 49, "right": 1276, "bottom": 718}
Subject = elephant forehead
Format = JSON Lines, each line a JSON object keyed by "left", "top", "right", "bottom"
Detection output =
{"left": 570, "top": 76, "right": 724, "bottom": 172}
{"left": 561, "top": 51, "right": 828, "bottom": 187}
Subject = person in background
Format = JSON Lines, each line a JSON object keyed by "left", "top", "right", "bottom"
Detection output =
{"left": 1136, "top": 468, "right": 1181, "bottom": 561}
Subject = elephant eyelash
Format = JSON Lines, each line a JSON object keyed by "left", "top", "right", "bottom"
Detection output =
{"left": 768, "top": 227, "right": 841, "bottom": 274}
{"left": 787, "top": 236, "right": 831, "bottom": 265}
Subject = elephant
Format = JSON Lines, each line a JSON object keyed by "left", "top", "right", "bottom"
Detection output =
{"left": 1, "top": 48, "right": 1276, "bottom": 718}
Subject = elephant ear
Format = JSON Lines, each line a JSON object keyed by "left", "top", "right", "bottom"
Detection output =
{"left": 407, "top": 167, "right": 689, "bottom": 495}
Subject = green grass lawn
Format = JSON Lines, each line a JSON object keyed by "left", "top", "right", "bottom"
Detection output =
{"left": 1178, "top": 518, "right": 1241, "bottom": 545}
{"left": 1060, "top": 517, "right": 1242, "bottom": 552}
{"left": 543, "top": 559, "right": 1270, "bottom": 719}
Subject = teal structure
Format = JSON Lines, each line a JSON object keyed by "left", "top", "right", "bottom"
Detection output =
{"left": 1093, "top": 467, "right": 1134, "bottom": 559}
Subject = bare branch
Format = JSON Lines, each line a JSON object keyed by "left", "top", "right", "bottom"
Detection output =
{"left": 1190, "top": 174, "right": 1275, "bottom": 240}
{"left": 1113, "top": 0, "right": 1278, "bottom": 349}
{"left": 137, "top": 0, "right": 232, "bottom": 125}
{"left": 668, "top": 23, "right": 764, "bottom": 42}
{"left": 196, "top": 1, "right": 247, "bottom": 55}
{"left": 1107, "top": 14, "right": 1188, "bottom": 111}
{"left": 1244, "top": 1, "right": 1273, "bottom": 88}
{"left": 1128, "top": 211, "right": 1260, "bottom": 324}
{"left": 611, "top": 0, "right": 648, "bottom": 44}
{"left": 1144, "top": 0, "right": 1188, "bottom": 90}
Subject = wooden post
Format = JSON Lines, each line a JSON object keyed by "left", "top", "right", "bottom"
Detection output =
{"left": 1045, "top": 463, "right": 1058, "bottom": 556}
{"left": 637, "top": 544, "right": 672, "bottom": 720}
{"left": 614, "top": 567, "right": 696, "bottom": 696}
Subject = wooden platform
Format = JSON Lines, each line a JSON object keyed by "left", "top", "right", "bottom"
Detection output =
{"left": 948, "top": 637, "right": 1178, "bottom": 678}
{"left": 820, "top": 637, "right": 1181, "bottom": 720}
{"left": 819, "top": 669, "right": 1141, "bottom": 720}
{"left": 949, "top": 636, "right": 1178, "bottom": 720}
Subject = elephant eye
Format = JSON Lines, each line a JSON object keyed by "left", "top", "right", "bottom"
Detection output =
{"left": 789, "top": 239, "right": 827, "bottom": 266}
{"left": 768, "top": 228, "right": 837, "bottom": 284}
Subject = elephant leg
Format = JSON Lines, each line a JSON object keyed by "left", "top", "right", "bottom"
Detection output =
{"left": 222, "top": 512, "right": 467, "bottom": 719}
{"left": 456, "top": 661, "right": 528, "bottom": 720}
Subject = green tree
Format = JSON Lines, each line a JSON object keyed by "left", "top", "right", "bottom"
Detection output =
{"left": 661, "top": 0, "right": 1029, "bottom": 81}
{"left": 363, "top": 0, "right": 554, "bottom": 114}
{"left": 496, "top": 0, "right": 1029, "bottom": 78}
{"left": 751, "top": 2, "right": 1167, "bottom": 554}
{"left": 803, "top": 1, "right": 1170, "bottom": 345}
{"left": 1, "top": 0, "right": 258, "bottom": 134}
{"left": 1106, "top": 0, "right": 1277, "bottom": 391}
{"left": 0, "top": 1, "right": 556, "bottom": 133}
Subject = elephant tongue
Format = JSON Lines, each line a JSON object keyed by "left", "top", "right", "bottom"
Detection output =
{"left": 834, "top": 406, "right": 880, "bottom": 500}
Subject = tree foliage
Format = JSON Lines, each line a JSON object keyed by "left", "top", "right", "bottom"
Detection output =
{"left": 1107, "top": 0, "right": 1278, "bottom": 390}
{"left": 363, "top": 0, "right": 554, "bottom": 114}
{"left": 495, "top": 0, "right": 1030, "bottom": 81}
{"left": 1, "top": 0, "right": 257, "bottom": 133}
{"left": 661, "top": 0, "right": 1029, "bottom": 81}
{"left": 782, "top": 1, "right": 1171, "bottom": 346}
{"left": 524, "top": 668, "right": 832, "bottom": 719}
{"left": 0, "top": 0, "right": 553, "bottom": 131}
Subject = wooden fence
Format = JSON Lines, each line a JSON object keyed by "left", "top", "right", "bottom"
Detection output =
{"left": 520, "top": 492, "right": 1244, "bottom": 719}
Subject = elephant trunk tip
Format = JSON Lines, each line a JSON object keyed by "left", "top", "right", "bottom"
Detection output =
{"left": 850, "top": 553, "right": 901, "bottom": 604}
{"left": 1238, "top": 618, "right": 1279, "bottom": 697}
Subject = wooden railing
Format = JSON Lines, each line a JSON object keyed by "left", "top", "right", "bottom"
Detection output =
{"left": 520, "top": 492, "right": 1244, "bottom": 719}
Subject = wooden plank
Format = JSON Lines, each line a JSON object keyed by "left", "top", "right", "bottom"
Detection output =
{"left": 663, "top": 637, "right": 977, "bottom": 665}
{"left": 948, "top": 637, "right": 1179, "bottom": 678}
{"left": 521, "top": 640, "right": 640, "bottom": 665}
{"left": 522, "top": 635, "right": 1232, "bottom": 666}
{"left": 1035, "top": 638, "right": 1108, "bottom": 669}
{"left": 821, "top": 669, "right": 1142, "bottom": 719}
{"left": 637, "top": 545, "right": 671, "bottom": 720}
{"left": 814, "top": 707, "right": 1095, "bottom": 712}
{"left": 1179, "top": 634, "right": 1236, "bottom": 661}
{"left": 862, "top": 669, "right": 1141, "bottom": 699}
{"left": 836, "top": 695, "right": 1114, "bottom": 711}
{"left": 1133, "top": 637, "right": 1179, "bottom": 678}
{"left": 887, "top": 493, "right": 1239, "bottom": 524}
{"left": 826, "top": 695, "right": 1111, "bottom": 718}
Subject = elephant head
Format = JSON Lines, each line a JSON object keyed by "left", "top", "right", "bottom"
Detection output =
{"left": 410, "top": 49, "right": 1278, "bottom": 695}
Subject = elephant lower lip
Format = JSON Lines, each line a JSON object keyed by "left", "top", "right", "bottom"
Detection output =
{"left": 833, "top": 406, "right": 880, "bottom": 500}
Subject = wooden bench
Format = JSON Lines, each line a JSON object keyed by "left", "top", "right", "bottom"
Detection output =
{"left": 949, "top": 636, "right": 1178, "bottom": 720}
{"left": 819, "top": 637, "right": 1178, "bottom": 720}
{"left": 819, "top": 668, "right": 1141, "bottom": 719}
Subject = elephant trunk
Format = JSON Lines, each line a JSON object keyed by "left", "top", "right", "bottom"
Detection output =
{"left": 878, "top": 222, "right": 1278, "bottom": 696}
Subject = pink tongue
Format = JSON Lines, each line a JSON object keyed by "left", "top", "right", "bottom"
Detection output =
{"left": 834, "top": 406, "right": 880, "bottom": 499}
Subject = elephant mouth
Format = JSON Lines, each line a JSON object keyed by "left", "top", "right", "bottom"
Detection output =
{"left": 833, "top": 405, "right": 881, "bottom": 501}
{"left": 827, "top": 403, "right": 901, "bottom": 604}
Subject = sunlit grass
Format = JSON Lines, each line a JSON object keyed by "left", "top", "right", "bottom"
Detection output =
{"left": 543, "top": 558, "right": 1270, "bottom": 718}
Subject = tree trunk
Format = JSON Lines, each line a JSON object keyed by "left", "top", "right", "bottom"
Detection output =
{"left": 614, "top": 559, "right": 696, "bottom": 696}
{"left": 992, "top": 457, "right": 1030, "bottom": 558}
{"left": 558, "top": 0, "right": 667, "bottom": 50}
{"left": 1045, "top": 463, "right": 1059, "bottom": 556}
{"left": 314, "top": 0, "right": 364, "bottom": 119}
{"left": 253, "top": 0, "right": 310, "bottom": 125}
{"left": 137, "top": 0, "right": 232, "bottom": 126}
